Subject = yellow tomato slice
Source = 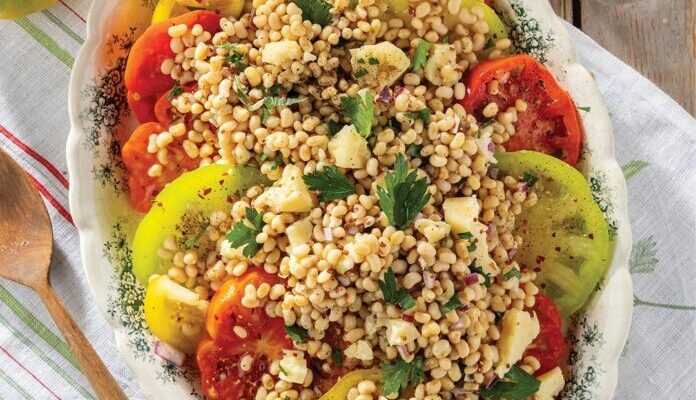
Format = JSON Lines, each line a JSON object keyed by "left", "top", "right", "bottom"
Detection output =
{"left": 151, "top": 0, "right": 245, "bottom": 24}
{"left": 319, "top": 369, "right": 383, "bottom": 400}
{"left": 144, "top": 275, "right": 208, "bottom": 354}
{"left": 496, "top": 151, "right": 610, "bottom": 317}
{"left": 0, "top": 0, "right": 55, "bottom": 20}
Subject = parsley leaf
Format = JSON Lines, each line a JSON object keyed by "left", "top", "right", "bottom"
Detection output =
{"left": 341, "top": 90, "right": 375, "bottom": 138}
{"left": 353, "top": 68, "right": 368, "bottom": 79}
{"left": 485, "top": 36, "right": 495, "bottom": 49}
{"left": 469, "top": 262, "right": 492, "bottom": 287}
{"left": 467, "top": 242, "right": 477, "bottom": 252}
{"left": 261, "top": 107, "right": 270, "bottom": 124}
{"left": 226, "top": 208, "right": 265, "bottom": 258}
{"left": 326, "top": 119, "right": 342, "bottom": 136}
{"left": 184, "top": 222, "right": 210, "bottom": 249}
{"left": 577, "top": 106, "right": 591, "bottom": 112}
{"left": 405, "top": 108, "right": 431, "bottom": 124}
{"left": 504, "top": 267, "right": 521, "bottom": 281}
{"left": 381, "top": 355, "right": 424, "bottom": 396}
{"left": 166, "top": 84, "right": 184, "bottom": 101}
{"left": 480, "top": 119, "right": 495, "bottom": 128}
{"left": 279, "top": 364, "right": 288, "bottom": 376}
{"left": 285, "top": 324, "right": 308, "bottom": 343}
{"left": 225, "top": 51, "right": 248, "bottom": 71}
{"left": 270, "top": 154, "right": 283, "bottom": 170}
{"left": 267, "top": 85, "right": 288, "bottom": 96}
{"left": 376, "top": 154, "right": 431, "bottom": 230}
{"left": 292, "top": 0, "right": 333, "bottom": 26}
{"left": 332, "top": 349, "right": 343, "bottom": 367}
{"left": 441, "top": 293, "right": 463, "bottom": 314}
{"left": 368, "top": 57, "right": 379, "bottom": 65}
{"left": 234, "top": 75, "right": 252, "bottom": 108}
{"left": 378, "top": 267, "right": 416, "bottom": 310}
{"left": 303, "top": 165, "right": 355, "bottom": 202}
{"left": 406, "top": 143, "right": 422, "bottom": 158}
{"left": 458, "top": 231, "right": 473, "bottom": 239}
{"left": 411, "top": 39, "right": 430, "bottom": 71}
{"left": 264, "top": 96, "right": 307, "bottom": 109}
{"left": 480, "top": 365, "right": 540, "bottom": 400}
{"left": 522, "top": 171, "right": 538, "bottom": 187}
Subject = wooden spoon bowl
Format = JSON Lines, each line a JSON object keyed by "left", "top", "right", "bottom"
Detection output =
{"left": 0, "top": 148, "right": 127, "bottom": 400}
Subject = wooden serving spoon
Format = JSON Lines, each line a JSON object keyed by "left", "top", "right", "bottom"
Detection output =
{"left": 0, "top": 148, "right": 127, "bottom": 400}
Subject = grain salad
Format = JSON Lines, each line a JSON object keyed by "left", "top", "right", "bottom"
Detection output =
{"left": 123, "top": 0, "right": 611, "bottom": 399}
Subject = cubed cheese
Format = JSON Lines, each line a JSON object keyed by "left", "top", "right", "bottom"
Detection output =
{"left": 494, "top": 309, "right": 540, "bottom": 377}
{"left": 475, "top": 129, "right": 496, "bottom": 165}
{"left": 279, "top": 350, "right": 308, "bottom": 384}
{"left": 533, "top": 367, "right": 565, "bottom": 400}
{"left": 385, "top": 319, "right": 420, "bottom": 346}
{"left": 261, "top": 40, "right": 302, "bottom": 65}
{"left": 424, "top": 44, "right": 462, "bottom": 86}
{"left": 335, "top": 254, "right": 355, "bottom": 274}
{"left": 344, "top": 340, "right": 374, "bottom": 361}
{"left": 414, "top": 219, "right": 451, "bottom": 243}
{"left": 350, "top": 42, "right": 410, "bottom": 88}
{"left": 254, "top": 164, "right": 314, "bottom": 212}
{"left": 286, "top": 217, "right": 313, "bottom": 248}
{"left": 220, "top": 239, "right": 244, "bottom": 260}
{"left": 328, "top": 125, "right": 371, "bottom": 169}
{"left": 443, "top": 197, "right": 498, "bottom": 275}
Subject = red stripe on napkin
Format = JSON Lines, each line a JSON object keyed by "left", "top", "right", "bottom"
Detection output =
{"left": 1, "top": 346, "right": 63, "bottom": 400}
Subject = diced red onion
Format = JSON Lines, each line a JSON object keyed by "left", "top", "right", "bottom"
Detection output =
{"left": 485, "top": 376, "right": 499, "bottom": 390}
{"left": 154, "top": 341, "right": 185, "bottom": 366}
{"left": 337, "top": 275, "right": 351, "bottom": 287}
{"left": 393, "top": 86, "right": 405, "bottom": 98}
{"left": 488, "top": 167, "right": 499, "bottom": 179}
{"left": 422, "top": 270, "right": 435, "bottom": 289}
{"left": 401, "top": 313, "right": 414, "bottom": 322}
{"left": 397, "top": 345, "right": 411, "bottom": 357}
{"left": 517, "top": 182, "right": 527, "bottom": 193}
{"left": 487, "top": 141, "right": 495, "bottom": 153}
{"left": 457, "top": 304, "right": 471, "bottom": 313}
{"left": 452, "top": 388, "right": 466, "bottom": 396}
{"left": 323, "top": 227, "right": 334, "bottom": 241}
{"left": 507, "top": 247, "right": 517, "bottom": 259}
{"left": 347, "top": 225, "right": 359, "bottom": 235}
{"left": 377, "top": 86, "right": 393, "bottom": 104}
{"left": 451, "top": 317, "right": 465, "bottom": 330}
{"left": 464, "top": 274, "right": 479, "bottom": 286}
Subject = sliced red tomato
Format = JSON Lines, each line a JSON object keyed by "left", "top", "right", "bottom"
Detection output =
{"left": 461, "top": 54, "right": 583, "bottom": 165}
{"left": 154, "top": 83, "right": 197, "bottom": 125}
{"left": 199, "top": 270, "right": 293, "bottom": 400}
{"left": 125, "top": 10, "right": 221, "bottom": 123}
{"left": 525, "top": 294, "right": 565, "bottom": 376}
{"left": 121, "top": 122, "right": 198, "bottom": 212}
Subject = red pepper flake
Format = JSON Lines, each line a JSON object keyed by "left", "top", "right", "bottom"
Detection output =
{"left": 401, "top": 314, "right": 414, "bottom": 322}
{"left": 536, "top": 255, "right": 546, "bottom": 264}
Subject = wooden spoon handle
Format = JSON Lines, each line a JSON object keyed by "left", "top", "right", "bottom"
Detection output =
{"left": 35, "top": 282, "right": 128, "bottom": 400}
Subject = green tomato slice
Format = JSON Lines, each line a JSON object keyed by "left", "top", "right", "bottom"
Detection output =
{"left": 133, "top": 164, "right": 266, "bottom": 285}
{"left": 496, "top": 151, "right": 610, "bottom": 318}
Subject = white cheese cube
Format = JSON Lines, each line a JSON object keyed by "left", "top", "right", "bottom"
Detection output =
{"left": 254, "top": 164, "right": 314, "bottom": 213}
{"left": 261, "top": 40, "right": 302, "bottom": 65}
{"left": 385, "top": 319, "right": 420, "bottom": 346}
{"left": 286, "top": 217, "right": 313, "bottom": 248}
{"left": 443, "top": 197, "right": 498, "bottom": 275}
{"left": 279, "top": 350, "right": 308, "bottom": 384}
{"left": 344, "top": 340, "right": 374, "bottom": 361}
{"left": 424, "top": 44, "right": 461, "bottom": 86}
{"left": 328, "top": 125, "right": 371, "bottom": 169}
{"left": 494, "top": 309, "right": 540, "bottom": 378}
{"left": 350, "top": 41, "right": 410, "bottom": 88}
{"left": 533, "top": 367, "right": 565, "bottom": 400}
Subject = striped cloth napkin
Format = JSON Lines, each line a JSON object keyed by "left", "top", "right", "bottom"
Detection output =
{"left": 0, "top": 2, "right": 693, "bottom": 399}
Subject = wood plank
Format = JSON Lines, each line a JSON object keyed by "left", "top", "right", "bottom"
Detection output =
{"left": 549, "top": 0, "right": 574, "bottom": 23}
{"left": 580, "top": 0, "right": 695, "bottom": 115}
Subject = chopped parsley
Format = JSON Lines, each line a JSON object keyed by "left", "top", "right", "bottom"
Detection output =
{"left": 185, "top": 5, "right": 206, "bottom": 10}
{"left": 485, "top": 36, "right": 495, "bottom": 49}
{"left": 376, "top": 154, "right": 431, "bottom": 230}
{"left": 442, "top": 34, "right": 450, "bottom": 44}
{"left": 577, "top": 106, "right": 592, "bottom": 112}
{"left": 522, "top": 171, "right": 539, "bottom": 187}
{"left": 480, "top": 365, "right": 540, "bottom": 400}
{"left": 166, "top": 84, "right": 184, "bottom": 101}
{"left": 270, "top": 154, "right": 283, "bottom": 170}
{"left": 285, "top": 324, "right": 308, "bottom": 343}
{"left": 264, "top": 96, "right": 307, "bottom": 109}
{"left": 368, "top": 57, "right": 379, "bottom": 65}
{"left": 326, "top": 119, "right": 342, "bottom": 136}
{"left": 303, "top": 165, "right": 355, "bottom": 202}
{"left": 332, "top": 349, "right": 343, "bottom": 367}
{"left": 469, "top": 262, "right": 492, "bottom": 287}
{"left": 406, "top": 143, "right": 423, "bottom": 158}
{"left": 226, "top": 208, "right": 265, "bottom": 258}
{"left": 440, "top": 293, "right": 463, "bottom": 314}
{"left": 353, "top": 68, "right": 368, "bottom": 79}
{"left": 379, "top": 267, "right": 416, "bottom": 310}
{"left": 267, "top": 85, "right": 288, "bottom": 96}
{"left": 387, "top": 116, "right": 400, "bottom": 129}
{"left": 341, "top": 90, "right": 375, "bottom": 138}
{"left": 279, "top": 364, "right": 288, "bottom": 376}
{"left": 261, "top": 107, "right": 270, "bottom": 124}
{"left": 480, "top": 119, "right": 495, "bottom": 128}
{"left": 234, "top": 75, "right": 252, "bottom": 108}
{"left": 260, "top": 153, "right": 270, "bottom": 162}
{"left": 411, "top": 39, "right": 430, "bottom": 71}
{"left": 358, "top": 58, "right": 366, "bottom": 64}
{"left": 405, "top": 108, "right": 431, "bottom": 125}
{"left": 504, "top": 267, "right": 521, "bottom": 281}
{"left": 293, "top": 0, "right": 333, "bottom": 26}
{"left": 467, "top": 242, "right": 477, "bottom": 252}
{"left": 458, "top": 231, "right": 473, "bottom": 240}
{"left": 224, "top": 49, "right": 248, "bottom": 71}
{"left": 381, "top": 354, "right": 424, "bottom": 396}
{"left": 184, "top": 222, "right": 210, "bottom": 249}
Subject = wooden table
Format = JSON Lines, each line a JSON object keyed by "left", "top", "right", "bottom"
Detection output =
{"left": 550, "top": 0, "right": 695, "bottom": 116}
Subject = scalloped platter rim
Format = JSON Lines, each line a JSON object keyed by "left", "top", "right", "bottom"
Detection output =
{"left": 66, "top": 0, "right": 633, "bottom": 398}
